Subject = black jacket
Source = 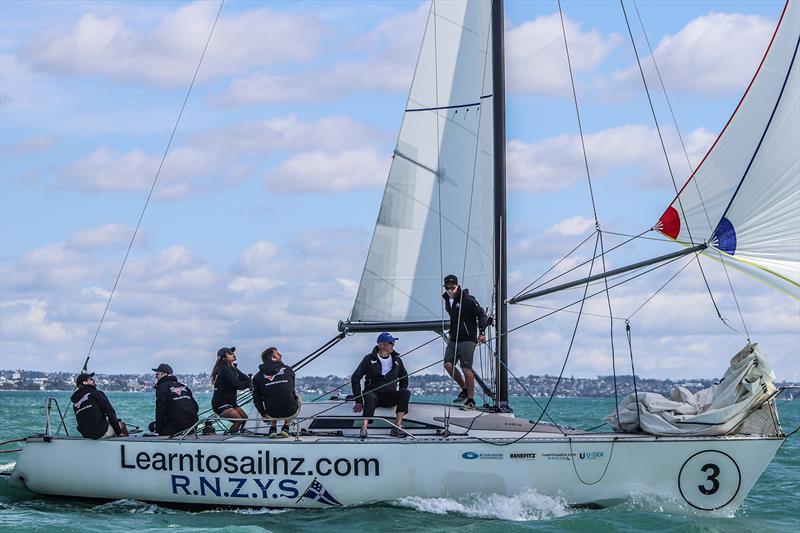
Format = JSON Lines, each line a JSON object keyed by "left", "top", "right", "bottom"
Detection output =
{"left": 442, "top": 288, "right": 488, "bottom": 343}
{"left": 351, "top": 347, "right": 408, "bottom": 400}
{"left": 211, "top": 364, "right": 251, "bottom": 410}
{"left": 71, "top": 385, "right": 123, "bottom": 439}
{"left": 154, "top": 375, "right": 199, "bottom": 435}
{"left": 252, "top": 360, "right": 299, "bottom": 418}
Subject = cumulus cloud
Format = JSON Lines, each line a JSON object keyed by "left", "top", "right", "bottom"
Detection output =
{"left": 66, "top": 224, "right": 138, "bottom": 252}
{"left": 609, "top": 12, "right": 774, "bottom": 96}
{"left": 508, "top": 124, "right": 713, "bottom": 193}
{"left": 22, "top": 2, "right": 322, "bottom": 87}
{"left": 264, "top": 149, "right": 391, "bottom": 193}
{"left": 1, "top": 134, "right": 59, "bottom": 157}
{"left": 506, "top": 13, "right": 621, "bottom": 96}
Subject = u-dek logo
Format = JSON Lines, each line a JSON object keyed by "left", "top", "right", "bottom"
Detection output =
{"left": 462, "top": 452, "right": 480, "bottom": 460}
{"left": 579, "top": 451, "right": 605, "bottom": 460}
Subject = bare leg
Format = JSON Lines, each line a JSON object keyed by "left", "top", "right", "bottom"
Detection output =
{"left": 118, "top": 420, "right": 130, "bottom": 437}
{"left": 222, "top": 407, "right": 247, "bottom": 433}
{"left": 444, "top": 362, "right": 466, "bottom": 389}
{"left": 463, "top": 367, "right": 475, "bottom": 399}
{"left": 395, "top": 412, "right": 406, "bottom": 426}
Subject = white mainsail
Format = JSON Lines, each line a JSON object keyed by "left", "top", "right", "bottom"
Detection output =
{"left": 349, "top": 0, "right": 495, "bottom": 325}
{"left": 655, "top": 0, "right": 800, "bottom": 293}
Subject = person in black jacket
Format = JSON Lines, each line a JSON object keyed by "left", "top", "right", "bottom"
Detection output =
{"left": 211, "top": 346, "right": 251, "bottom": 434}
{"left": 442, "top": 274, "right": 487, "bottom": 410}
{"left": 252, "top": 347, "right": 301, "bottom": 439}
{"left": 351, "top": 332, "right": 410, "bottom": 439}
{"left": 71, "top": 372, "right": 128, "bottom": 439}
{"left": 151, "top": 363, "right": 199, "bottom": 436}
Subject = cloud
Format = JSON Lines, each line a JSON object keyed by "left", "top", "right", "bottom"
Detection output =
{"left": 506, "top": 13, "right": 621, "bottom": 96}
{"left": 217, "top": 3, "right": 428, "bottom": 105}
{"left": 609, "top": 12, "right": 774, "bottom": 96}
{"left": 22, "top": 3, "right": 321, "bottom": 87}
{"left": 508, "top": 124, "right": 713, "bottom": 193}
{"left": 263, "top": 148, "right": 391, "bottom": 193}
{"left": 1, "top": 134, "right": 59, "bottom": 157}
{"left": 66, "top": 224, "right": 137, "bottom": 252}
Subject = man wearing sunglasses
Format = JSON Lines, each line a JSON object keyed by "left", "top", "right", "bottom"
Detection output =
{"left": 351, "top": 332, "right": 411, "bottom": 439}
{"left": 442, "top": 274, "right": 487, "bottom": 410}
{"left": 71, "top": 372, "right": 129, "bottom": 439}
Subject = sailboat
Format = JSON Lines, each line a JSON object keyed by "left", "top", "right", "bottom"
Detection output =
{"left": 8, "top": 0, "right": 797, "bottom": 513}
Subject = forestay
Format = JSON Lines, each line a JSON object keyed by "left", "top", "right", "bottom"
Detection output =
{"left": 656, "top": 0, "right": 799, "bottom": 293}
{"left": 350, "top": 0, "right": 495, "bottom": 325}
{"left": 606, "top": 343, "right": 778, "bottom": 436}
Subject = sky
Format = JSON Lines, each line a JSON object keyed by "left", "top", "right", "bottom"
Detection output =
{"left": 1, "top": 0, "right": 798, "bottom": 384}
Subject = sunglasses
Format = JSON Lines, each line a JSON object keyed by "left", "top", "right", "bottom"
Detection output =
{"left": 445, "top": 285, "right": 457, "bottom": 290}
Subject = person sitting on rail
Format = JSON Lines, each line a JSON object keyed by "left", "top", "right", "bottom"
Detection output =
{"left": 211, "top": 346, "right": 251, "bottom": 434}
{"left": 351, "top": 332, "right": 410, "bottom": 439}
{"left": 71, "top": 372, "right": 129, "bottom": 439}
{"left": 150, "top": 363, "right": 199, "bottom": 436}
{"left": 252, "top": 347, "right": 301, "bottom": 439}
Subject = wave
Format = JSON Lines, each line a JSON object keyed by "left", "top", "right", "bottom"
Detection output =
{"left": 0, "top": 462, "right": 15, "bottom": 473}
{"left": 392, "top": 488, "right": 571, "bottom": 521}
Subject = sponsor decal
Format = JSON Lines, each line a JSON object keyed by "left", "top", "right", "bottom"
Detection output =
{"left": 461, "top": 451, "right": 504, "bottom": 460}
{"left": 509, "top": 453, "right": 536, "bottom": 460}
{"left": 579, "top": 451, "right": 605, "bottom": 460}
{"left": 541, "top": 452, "right": 575, "bottom": 461}
{"left": 120, "top": 445, "right": 379, "bottom": 502}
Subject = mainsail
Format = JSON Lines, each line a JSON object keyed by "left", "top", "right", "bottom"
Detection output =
{"left": 656, "top": 0, "right": 800, "bottom": 292}
{"left": 349, "top": 0, "right": 495, "bottom": 326}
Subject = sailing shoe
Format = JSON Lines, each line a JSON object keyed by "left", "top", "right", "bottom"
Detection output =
{"left": 359, "top": 427, "right": 368, "bottom": 440}
{"left": 268, "top": 426, "right": 278, "bottom": 439}
{"left": 390, "top": 427, "right": 407, "bottom": 438}
{"left": 453, "top": 388, "right": 469, "bottom": 404}
{"left": 462, "top": 398, "right": 476, "bottom": 411}
{"left": 279, "top": 425, "right": 290, "bottom": 439}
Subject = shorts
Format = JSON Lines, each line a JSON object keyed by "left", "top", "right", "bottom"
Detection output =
{"left": 444, "top": 340, "right": 476, "bottom": 369}
{"left": 265, "top": 396, "right": 302, "bottom": 422}
{"left": 213, "top": 403, "right": 238, "bottom": 416}
{"left": 99, "top": 424, "right": 117, "bottom": 439}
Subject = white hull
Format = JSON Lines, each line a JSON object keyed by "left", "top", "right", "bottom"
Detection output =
{"left": 10, "top": 402, "right": 783, "bottom": 513}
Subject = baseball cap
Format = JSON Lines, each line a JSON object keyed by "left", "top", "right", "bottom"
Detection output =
{"left": 217, "top": 346, "right": 236, "bottom": 358}
{"left": 376, "top": 332, "right": 399, "bottom": 344}
{"left": 76, "top": 372, "right": 95, "bottom": 386}
{"left": 443, "top": 274, "right": 458, "bottom": 286}
{"left": 152, "top": 363, "right": 173, "bottom": 374}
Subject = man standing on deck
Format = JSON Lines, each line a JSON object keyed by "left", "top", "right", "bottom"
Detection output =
{"left": 442, "top": 274, "right": 487, "bottom": 410}
{"left": 71, "top": 372, "right": 129, "bottom": 439}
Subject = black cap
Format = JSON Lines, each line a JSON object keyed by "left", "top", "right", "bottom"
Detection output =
{"left": 217, "top": 346, "right": 236, "bottom": 358}
{"left": 152, "top": 363, "right": 173, "bottom": 374}
{"left": 443, "top": 274, "right": 458, "bottom": 286}
{"left": 76, "top": 372, "right": 95, "bottom": 386}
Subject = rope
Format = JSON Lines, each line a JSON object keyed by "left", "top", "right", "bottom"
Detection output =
{"left": 82, "top": 0, "right": 226, "bottom": 368}
{"left": 292, "top": 333, "right": 346, "bottom": 373}
{"left": 625, "top": 321, "right": 642, "bottom": 429}
{"left": 597, "top": 231, "right": 620, "bottom": 424}
{"left": 626, "top": 253, "right": 695, "bottom": 320}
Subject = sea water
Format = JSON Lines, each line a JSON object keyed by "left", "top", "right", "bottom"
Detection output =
{"left": 1, "top": 391, "right": 798, "bottom": 532}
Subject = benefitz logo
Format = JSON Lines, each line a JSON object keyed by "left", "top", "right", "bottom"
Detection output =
{"left": 509, "top": 453, "right": 536, "bottom": 460}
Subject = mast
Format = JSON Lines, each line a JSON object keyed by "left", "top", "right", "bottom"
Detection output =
{"left": 492, "top": 0, "right": 510, "bottom": 411}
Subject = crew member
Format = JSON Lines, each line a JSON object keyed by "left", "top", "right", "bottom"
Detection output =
{"left": 252, "top": 347, "right": 301, "bottom": 438}
{"left": 351, "top": 332, "right": 410, "bottom": 439}
{"left": 152, "top": 363, "right": 199, "bottom": 436}
{"left": 71, "top": 372, "right": 129, "bottom": 439}
{"left": 211, "top": 346, "right": 251, "bottom": 434}
{"left": 442, "top": 274, "right": 487, "bottom": 410}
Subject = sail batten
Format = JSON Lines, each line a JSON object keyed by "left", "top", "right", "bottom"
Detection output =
{"left": 350, "top": 0, "right": 495, "bottom": 326}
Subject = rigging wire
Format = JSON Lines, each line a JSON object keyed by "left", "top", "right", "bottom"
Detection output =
{"left": 631, "top": 0, "right": 750, "bottom": 340}
{"left": 82, "top": 0, "right": 225, "bottom": 368}
{"left": 619, "top": 0, "right": 731, "bottom": 331}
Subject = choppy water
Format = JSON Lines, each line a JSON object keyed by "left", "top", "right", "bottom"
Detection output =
{"left": 1, "top": 391, "right": 798, "bottom": 532}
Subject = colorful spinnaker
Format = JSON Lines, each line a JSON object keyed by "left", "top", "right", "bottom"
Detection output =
{"left": 656, "top": 0, "right": 799, "bottom": 293}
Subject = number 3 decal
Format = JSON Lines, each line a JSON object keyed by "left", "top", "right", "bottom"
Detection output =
{"left": 698, "top": 463, "right": 720, "bottom": 495}
{"left": 679, "top": 450, "right": 741, "bottom": 511}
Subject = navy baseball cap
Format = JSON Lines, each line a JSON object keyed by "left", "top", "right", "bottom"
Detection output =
{"left": 76, "top": 372, "right": 95, "bottom": 386}
{"left": 376, "top": 332, "right": 398, "bottom": 344}
{"left": 152, "top": 363, "right": 173, "bottom": 374}
{"left": 217, "top": 346, "right": 236, "bottom": 358}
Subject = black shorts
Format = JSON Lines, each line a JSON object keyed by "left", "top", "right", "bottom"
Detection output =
{"left": 444, "top": 340, "right": 477, "bottom": 369}
{"left": 213, "top": 403, "right": 237, "bottom": 415}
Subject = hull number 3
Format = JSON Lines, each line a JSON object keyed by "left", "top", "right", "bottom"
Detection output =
{"left": 678, "top": 450, "right": 741, "bottom": 511}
